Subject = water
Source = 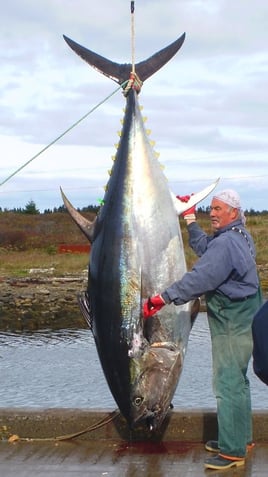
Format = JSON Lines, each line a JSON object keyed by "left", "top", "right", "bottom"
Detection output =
{"left": 0, "top": 313, "right": 267, "bottom": 409}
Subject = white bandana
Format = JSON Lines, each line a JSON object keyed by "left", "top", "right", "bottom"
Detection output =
{"left": 213, "top": 189, "right": 246, "bottom": 225}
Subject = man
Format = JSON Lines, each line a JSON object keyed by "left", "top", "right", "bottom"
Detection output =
{"left": 143, "top": 189, "right": 262, "bottom": 470}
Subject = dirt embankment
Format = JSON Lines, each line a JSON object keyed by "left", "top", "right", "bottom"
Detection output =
{"left": 0, "top": 273, "right": 89, "bottom": 331}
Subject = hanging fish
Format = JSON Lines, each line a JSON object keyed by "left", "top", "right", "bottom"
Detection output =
{"left": 61, "top": 21, "right": 217, "bottom": 430}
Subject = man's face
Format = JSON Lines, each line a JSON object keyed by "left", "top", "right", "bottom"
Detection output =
{"left": 210, "top": 198, "right": 238, "bottom": 231}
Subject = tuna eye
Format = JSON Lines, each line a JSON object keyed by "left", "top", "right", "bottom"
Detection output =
{"left": 134, "top": 396, "right": 143, "bottom": 407}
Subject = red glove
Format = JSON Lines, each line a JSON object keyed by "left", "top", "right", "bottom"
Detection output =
{"left": 176, "top": 194, "right": 196, "bottom": 218}
{"left": 143, "top": 294, "right": 166, "bottom": 319}
{"left": 176, "top": 194, "right": 191, "bottom": 203}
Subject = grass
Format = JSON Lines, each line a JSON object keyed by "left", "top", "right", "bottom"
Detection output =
{"left": 0, "top": 211, "right": 91, "bottom": 277}
{"left": 0, "top": 248, "right": 89, "bottom": 277}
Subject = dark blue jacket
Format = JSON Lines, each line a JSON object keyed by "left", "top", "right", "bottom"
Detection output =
{"left": 252, "top": 301, "right": 268, "bottom": 386}
{"left": 162, "top": 219, "right": 259, "bottom": 305}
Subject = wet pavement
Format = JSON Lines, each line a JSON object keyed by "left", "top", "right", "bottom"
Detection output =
{"left": 0, "top": 439, "right": 267, "bottom": 477}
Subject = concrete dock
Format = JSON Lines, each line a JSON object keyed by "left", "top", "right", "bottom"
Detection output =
{"left": 0, "top": 408, "right": 267, "bottom": 476}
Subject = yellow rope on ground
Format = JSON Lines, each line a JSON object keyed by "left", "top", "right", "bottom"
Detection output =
{"left": 9, "top": 409, "right": 120, "bottom": 443}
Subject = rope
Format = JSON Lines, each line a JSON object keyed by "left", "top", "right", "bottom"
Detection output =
{"left": 123, "top": 4, "right": 143, "bottom": 97}
{"left": 0, "top": 82, "right": 127, "bottom": 189}
{"left": 0, "top": 3, "right": 139, "bottom": 186}
{"left": 9, "top": 409, "right": 120, "bottom": 443}
{"left": 131, "top": 1, "right": 135, "bottom": 73}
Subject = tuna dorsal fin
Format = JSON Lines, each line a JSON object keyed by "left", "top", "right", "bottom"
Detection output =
{"left": 63, "top": 33, "right": 186, "bottom": 85}
{"left": 60, "top": 187, "right": 96, "bottom": 243}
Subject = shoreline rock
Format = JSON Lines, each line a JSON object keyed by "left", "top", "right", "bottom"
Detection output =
{"left": 0, "top": 274, "right": 89, "bottom": 331}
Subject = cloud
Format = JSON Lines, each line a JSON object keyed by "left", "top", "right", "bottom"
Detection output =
{"left": 0, "top": 0, "right": 268, "bottom": 211}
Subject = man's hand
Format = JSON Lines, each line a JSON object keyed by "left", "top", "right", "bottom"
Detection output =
{"left": 143, "top": 294, "right": 166, "bottom": 319}
{"left": 176, "top": 194, "right": 191, "bottom": 203}
{"left": 176, "top": 194, "right": 196, "bottom": 219}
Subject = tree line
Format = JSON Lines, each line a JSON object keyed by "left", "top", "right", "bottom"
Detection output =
{"left": 0, "top": 200, "right": 267, "bottom": 216}
{"left": 0, "top": 200, "right": 100, "bottom": 215}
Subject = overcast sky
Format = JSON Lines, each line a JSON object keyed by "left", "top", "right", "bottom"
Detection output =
{"left": 1, "top": 0, "right": 268, "bottom": 212}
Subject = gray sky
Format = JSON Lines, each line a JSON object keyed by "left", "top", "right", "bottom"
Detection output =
{"left": 1, "top": 0, "right": 268, "bottom": 211}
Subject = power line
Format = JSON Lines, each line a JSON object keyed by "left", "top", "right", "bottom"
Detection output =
{"left": 0, "top": 82, "right": 127, "bottom": 189}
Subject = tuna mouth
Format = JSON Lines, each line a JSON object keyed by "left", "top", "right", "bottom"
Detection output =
{"left": 133, "top": 405, "right": 163, "bottom": 431}
{"left": 146, "top": 413, "right": 160, "bottom": 432}
{"left": 145, "top": 401, "right": 174, "bottom": 431}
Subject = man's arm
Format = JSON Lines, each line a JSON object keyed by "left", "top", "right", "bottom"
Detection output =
{"left": 177, "top": 194, "right": 210, "bottom": 256}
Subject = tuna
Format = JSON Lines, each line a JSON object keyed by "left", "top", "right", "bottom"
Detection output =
{"left": 61, "top": 32, "right": 218, "bottom": 430}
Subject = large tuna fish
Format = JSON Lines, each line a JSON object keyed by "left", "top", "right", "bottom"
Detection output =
{"left": 61, "top": 32, "right": 217, "bottom": 430}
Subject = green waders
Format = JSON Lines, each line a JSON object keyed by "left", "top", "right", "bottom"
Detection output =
{"left": 206, "top": 288, "right": 262, "bottom": 457}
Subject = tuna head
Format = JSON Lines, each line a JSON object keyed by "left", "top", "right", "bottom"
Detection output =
{"left": 129, "top": 339, "right": 183, "bottom": 431}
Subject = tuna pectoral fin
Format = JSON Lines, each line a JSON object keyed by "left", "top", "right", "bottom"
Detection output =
{"left": 77, "top": 291, "right": 92, "bottom": 329}
{"left": 171, "top": 178, "right": 220, "bottom": 216}
{"left": 60, "top": 187, "right": 96, "bottom": 243}
{"left": 63, "top": 33, "right": 186, "bottom": 85}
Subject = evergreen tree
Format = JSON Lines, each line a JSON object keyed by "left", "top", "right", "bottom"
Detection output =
{"left": 23, "top": 200, "right": 40, "bottom": 214}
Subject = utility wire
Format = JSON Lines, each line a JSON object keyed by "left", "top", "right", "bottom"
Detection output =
{"left": 0, "top": 3, "right": 137, "bottom": 190}
{"left": 0, "top": 82, "right": 127, "bottom": 189}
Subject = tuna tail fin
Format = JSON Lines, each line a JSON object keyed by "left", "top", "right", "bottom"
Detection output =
{"left": 63, "top": 33, "right": 186, "bottom": 85}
